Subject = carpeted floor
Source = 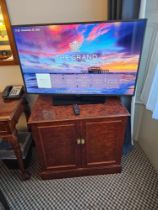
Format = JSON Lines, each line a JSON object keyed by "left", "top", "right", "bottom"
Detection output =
{"left": 0, "top": 144, "right": 158, "bottom": 210}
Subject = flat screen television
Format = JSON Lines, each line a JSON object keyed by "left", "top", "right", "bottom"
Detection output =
{"left": 12, "top": 19, "right": 146, "bottom": 104}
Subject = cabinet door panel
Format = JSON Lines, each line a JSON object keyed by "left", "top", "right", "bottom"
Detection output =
{"left": 37, "top": 122, "right": 81, "bottom": 170}
{"left": 82, "top": 118, "right": 126, "bottom": 167}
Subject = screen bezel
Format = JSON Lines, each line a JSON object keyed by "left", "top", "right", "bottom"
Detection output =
{"left": 12, "top": 19, "right": 147, "bottom": 97}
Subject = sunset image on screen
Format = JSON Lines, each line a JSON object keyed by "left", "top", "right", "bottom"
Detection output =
{"left": 13, "top": 20, "right": 146, "bottom": 95}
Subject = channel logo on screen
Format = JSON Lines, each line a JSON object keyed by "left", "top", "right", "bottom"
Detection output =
{"left": 70, "top": 40, "right": 81, "bottom": 52}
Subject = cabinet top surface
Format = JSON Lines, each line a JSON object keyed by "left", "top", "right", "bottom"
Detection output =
{"left": 0, "top": 93, "right": 22, "bottom": 121}
{"left": 29, "top": 96, "right": 130, "bottom": 124}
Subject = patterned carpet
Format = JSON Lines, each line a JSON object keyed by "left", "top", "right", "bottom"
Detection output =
{"left": 0, "top": 144, "right": 158, "bottom": 210}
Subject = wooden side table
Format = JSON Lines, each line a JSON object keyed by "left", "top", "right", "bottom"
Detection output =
{"left": 0, "top": 93, "right": 31, "bottom": 180}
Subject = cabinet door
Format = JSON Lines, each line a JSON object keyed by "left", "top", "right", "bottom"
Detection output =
{"left": 35, "top": 121, "right": 81, "bottom": 171}
{"left": 81, "top": 118, "right": 127, "bottom": 168}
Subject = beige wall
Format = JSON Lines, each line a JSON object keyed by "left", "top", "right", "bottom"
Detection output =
{"left": 0, "top": 0, "right": 108, "bottom": 92}
{"left": 138, "top": 106, "right": 158, "bottom": 172}
{"left": 0, "top": 66, "right": 22, "bottom": 91}
{"left": 7, "top": 0, "right": 108, "bottom": 25}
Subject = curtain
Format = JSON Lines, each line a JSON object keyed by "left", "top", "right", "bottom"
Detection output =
{"left": 145, "top": 65, "right": 158, "bottom": 119}
{"left": 130, "top": 0, "right": 147, "bottom": 144}
{"left": 140, "top": 27, "right": 158, "bottom": 104}
{"left": 108, "top": 0, "right": 141, "bottom": 154}
{"left": 108, "top": 0, "right": 122, "bottom": 20}
{"left": 140, "top": 31, "right": 158, "bottom": 119}
{"left": 139, "top": 0, "right": 158, "bottom": 120}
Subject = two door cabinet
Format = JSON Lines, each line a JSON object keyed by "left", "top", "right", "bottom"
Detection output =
{"left": 29, "top": 96, "right": 129, "bottom": 179}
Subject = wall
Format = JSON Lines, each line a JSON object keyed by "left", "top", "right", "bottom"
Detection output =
{"left": 138, "top": 107, "right": 158, "bottom": 171}
{"left": 0, "top": 0, "right": 108, "bottom": 92}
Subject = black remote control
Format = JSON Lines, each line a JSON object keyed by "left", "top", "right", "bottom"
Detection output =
{"left": 73, "top": 104, "right": 80, "bottom": 115}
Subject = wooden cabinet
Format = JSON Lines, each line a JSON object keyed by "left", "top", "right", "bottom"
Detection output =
{"left": 82, "top": 118, "right": 126, "bottom": 168}
{"left": 29, "top": 96, "right": 129, "bottom": 179}
{"left": 36, "top": 122, "right": 81, "bottom": 171}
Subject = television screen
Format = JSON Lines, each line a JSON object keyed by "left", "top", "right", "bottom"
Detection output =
{"left": 13, "top": 20, "right": 146, "bottom": 95}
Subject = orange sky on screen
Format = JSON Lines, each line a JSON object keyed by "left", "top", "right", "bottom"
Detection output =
{"left": 101, "top": 62, "right": 138, "bottom": 72}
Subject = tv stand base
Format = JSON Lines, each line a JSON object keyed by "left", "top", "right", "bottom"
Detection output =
{"left": 53, "top": 95, "right": 106, "bottom": 105}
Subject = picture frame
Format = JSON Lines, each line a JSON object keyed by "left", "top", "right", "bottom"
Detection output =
{"left": 0, "top": 0, "right": 18, "bottom": 65}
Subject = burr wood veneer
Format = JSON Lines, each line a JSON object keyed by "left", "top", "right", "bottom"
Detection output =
{"left": 29, "top": 96, "right": 129, "bottom": 179}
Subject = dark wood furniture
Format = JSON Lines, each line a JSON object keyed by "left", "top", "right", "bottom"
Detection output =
{"left": 29, "top": 96, "right": 129, "bottom": 179}
{"left": 0, "top": 94, "right": 30, "bottom": 180}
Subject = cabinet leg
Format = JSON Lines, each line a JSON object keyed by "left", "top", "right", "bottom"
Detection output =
{"left": 10, "top": 135, "right": 31, "bottom": 180}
